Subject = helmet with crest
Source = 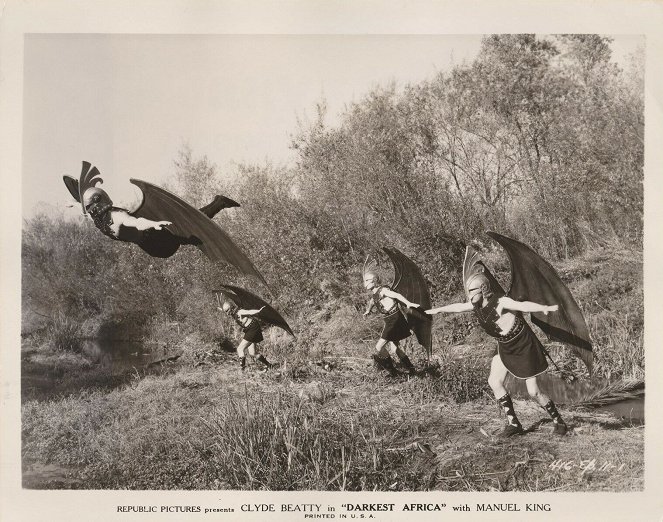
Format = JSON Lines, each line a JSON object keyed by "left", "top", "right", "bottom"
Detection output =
{"left": 362, "top": 255, "right": 385, "bottom": 290}
{"left": 78, "top": 161, "right": 113, "bottom": 217}
{"left": 463, "top": 246, "right": 504, "bottom": 305}
{"left": 221, "top": 300, "right": 236, "bottom": 314}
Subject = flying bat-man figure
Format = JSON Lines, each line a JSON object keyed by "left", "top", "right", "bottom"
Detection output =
{"left": 63, "top": 161, "right": 266, "bottom": 285}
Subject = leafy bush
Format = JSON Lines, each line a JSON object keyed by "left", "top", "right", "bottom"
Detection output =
{"left": 22, "top": 34, "right": 643, "bottom": 380}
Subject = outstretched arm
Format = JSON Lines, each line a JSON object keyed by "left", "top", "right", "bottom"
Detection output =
{"left": 426, "top": 302, "right": 474, "bottom": 315}
{"left": 381, "top": 288, "right": 421, "bottom": 308}
{"left": 114, "top": 211, "right": 172, "bottom": 231}
{"left": 497, "top": 296, "right": 557, "bottom": 315}
{"left": 363, "top": 300, "right": 375, "bottom": 317}
{"left": 237, "top": 306, "right": 266, "bottom": 317}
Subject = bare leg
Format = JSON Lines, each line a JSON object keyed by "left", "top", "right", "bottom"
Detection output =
{"left": 490, "top": 355, "right": 523, "bottom": 436}
{"left": 237, "top": 339, "right": 251, "bottom": 370}
{"left": 525, "top": 377, "right": 550, "bottom": 407}
{"left": 527, "top": 377, "right": 567, "bottom": 435}
{"left": 375, "top": 338, "right": 390, "bottom": 358}
{"left": 488, "top": 354, "right": 509, "bottom": 399}
{"left": 237, "top": 339, "right": 250, "bottom": 358}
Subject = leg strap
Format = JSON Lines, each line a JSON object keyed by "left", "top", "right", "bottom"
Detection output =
{"left": 543, "top": 400, "right": 565, "bottom": 425}
{"left": 497, "top": 394, "right": 522, "bottom": 428}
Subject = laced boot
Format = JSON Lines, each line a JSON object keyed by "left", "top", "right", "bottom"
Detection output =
{"left": 373, "top": 355, "right": 399, "bottom": 376}
{"left": 256, "top": 355, "right": 275, "bottom": 369}
{"left": 497, "top": 394, "right": 523, "bottom": 437}
{"left": 239, "top": 356, "right": 246, "bottom": 371}
{"left": 543, "top": 400, "right": 568, "bottom": 436}
{"left": 398, "top": 354, "right": 417, "bottom": 375}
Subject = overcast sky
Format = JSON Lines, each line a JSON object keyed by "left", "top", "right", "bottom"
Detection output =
{"left": 22, "top": 34, "right": 642, "bottom": 217}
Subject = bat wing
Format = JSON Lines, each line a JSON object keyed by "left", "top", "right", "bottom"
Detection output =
{"left": 487, "top": 231, "right": 593, "bottom": 372}
{"left": 216, "top": 285, "right": 295, "bottom": 338}
{"left": 63, "top": 175, "right": 81, "bottom": 202}
{"left": 384, "top": 247, "right": 432, "bottom": 357}
{"left": 130, "top": 179, "right": 267, "bottom": 286}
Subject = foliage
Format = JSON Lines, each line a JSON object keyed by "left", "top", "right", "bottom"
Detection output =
{"left": 44, "top": 313, "right": 83, "bottom": 353}
{"left": 22, "top": 35, "right": 643, "bottom": 379}
{"left": 21, "top": 35, "right": 645, "bottom": 493}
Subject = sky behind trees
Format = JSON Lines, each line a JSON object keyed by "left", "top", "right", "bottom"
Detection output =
{"left": 22, "top": 34, "right": 641, "bottom": 217}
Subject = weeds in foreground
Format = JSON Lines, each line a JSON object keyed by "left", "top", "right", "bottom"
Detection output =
{"left": 406, "top": 357, "right": 491, "bottom": 404}
{"left": 23, "top": 383, "right": 437, "bottom": 490}
{"left": 45, "top": 314, "right": 82, "bottom": 353}
{"left": 195, "top": 391, "right": 436, "bottom": 490}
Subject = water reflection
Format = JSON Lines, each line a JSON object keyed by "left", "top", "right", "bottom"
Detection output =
{"left": 507, "top": 373, "right": 601, "bottom": 403}
{"left": 81, "top": 339, "right": 177, "bottom": 373}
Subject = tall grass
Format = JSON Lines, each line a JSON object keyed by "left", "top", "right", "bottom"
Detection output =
{"left": 22, "top": 380, "right": 437, "bottom": 490}
{"left": 45, "top": 314, "right": 82, "bottom": 353}
{"left": 196, "top": 391, "right": 434, "bottom": 490}
{"left": 588, "top": 310, "right": 644, "bottom": 381}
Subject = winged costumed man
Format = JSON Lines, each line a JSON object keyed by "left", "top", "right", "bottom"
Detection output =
{"left": 427, "top": 232, "right": 593, "bottom": 437}
{"left": 63, "top": 161, "right": 267, "bottom": 285}
{"left": 362, "top": 247, "right": 432, "bottom": 376}
{"left": 215, "top": 284, "right": 294, "bottom": 371}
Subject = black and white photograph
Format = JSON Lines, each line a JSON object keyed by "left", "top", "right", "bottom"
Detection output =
{"left": 1, "top": 1, "right": 662, "bottom": 521}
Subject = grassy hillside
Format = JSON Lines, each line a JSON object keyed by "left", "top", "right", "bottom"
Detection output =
{"left": 21, "top": 250, "right": 644, "bottom": 491}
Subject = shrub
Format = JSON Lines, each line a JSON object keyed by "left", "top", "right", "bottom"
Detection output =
{"left": 45, "top": 314, "right": 82, "bottom": 353}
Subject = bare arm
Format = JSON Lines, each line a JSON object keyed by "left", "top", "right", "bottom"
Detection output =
{"left": 114, "top": 211, "right": 172, "bottom": 231}
{"left": 237, "top": 306, "right": 265, "bottom": 317}
{"left": 426, "top": 302, "right": 474, "bottom": 315}
{"left": 497, "top": 296, "right": 558, "bottom": 315}
{"left": 381, "top": 288, "right": 421, "bottom": 308}
{"left": 363, "top": 300, "right": 375, "bottom": 317}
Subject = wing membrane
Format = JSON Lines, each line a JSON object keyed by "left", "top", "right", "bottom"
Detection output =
{"left": 383, "top": 247, "right": 432, "bottom": 357}
{"left": 487, "top": 231, "right": 593, "bottom": 372}
{"left": 130, "top": 179, "right": 267, "bottom": 286}
{"left": 217, "top": 284, "right": 294, "bottom": 337}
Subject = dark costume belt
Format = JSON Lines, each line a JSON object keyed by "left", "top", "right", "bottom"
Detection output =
{"left": 495, "top": 317, "right": 525, "bottom": 343}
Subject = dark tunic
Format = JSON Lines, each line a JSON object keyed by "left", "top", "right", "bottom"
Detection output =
{"left": 92, "top": 207, "right": 182, "bottom": 258}
{"left": 373, "top": 287, "right": 411, "bottom": 343}
{"left": 474, "top": 295, "right": 548, "bottom": 379}
{"left": 232, "top": 311, "right": 264, "bottom": 344}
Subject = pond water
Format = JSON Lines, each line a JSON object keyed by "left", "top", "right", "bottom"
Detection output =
{"left": 595, "top": 398, "right": 644, "bottom": 424}
{"left": 507, "top": 373, "right": 644, "bottom": 424}
{"left": 81, "top": 339, "right": 180, "bottom": 374}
